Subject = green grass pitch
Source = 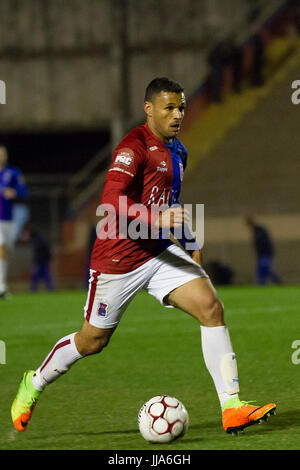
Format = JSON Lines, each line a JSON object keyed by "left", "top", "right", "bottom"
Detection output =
{"left": 0, "top": 285, "right": 299, "bottom": 450}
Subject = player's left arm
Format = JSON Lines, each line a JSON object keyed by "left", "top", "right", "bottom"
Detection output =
{"left": 172, "top": 146, "right": 202, "bottom": 265}
{"left": 170, "top": 213, "right": 202, "bottom": 265}
{"left": 191, "top": 248, "right": 202, "bottom": 265}
{"left": 11, "top": 169, "right": 28, "bottom": 199}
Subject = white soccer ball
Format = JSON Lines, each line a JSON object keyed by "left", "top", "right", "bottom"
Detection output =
{"left": 138, "top": 395, "right": 189, "bottom": 443}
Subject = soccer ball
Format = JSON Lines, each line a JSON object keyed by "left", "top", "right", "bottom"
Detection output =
{"left": 138, "top": 395, "right": 189, "bottom": 443}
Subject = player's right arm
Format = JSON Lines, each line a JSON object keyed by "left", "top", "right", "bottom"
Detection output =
{"left": 100, "top": 143, "right": 190, "bottom": 239}
{"left": 100, "top": 145, "right": 157, "bottom": 227}
{"left": 155, "top": 206, "right": 189, "bottom": 229}
{"left": 101, "top": 150, "right": 189, "bottom": 230}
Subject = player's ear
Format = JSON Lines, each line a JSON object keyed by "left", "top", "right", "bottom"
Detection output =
{"left": 144, "top": 100, "right": 153, "bottom": 118}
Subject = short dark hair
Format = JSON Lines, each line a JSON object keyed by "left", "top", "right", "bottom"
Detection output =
{"left": 144, "top": 77, "right": 184, "bottom": 102}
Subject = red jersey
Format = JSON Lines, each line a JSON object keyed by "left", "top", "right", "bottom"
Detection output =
{"left": 91, "top": 122, "right": 190, "bottom": 274}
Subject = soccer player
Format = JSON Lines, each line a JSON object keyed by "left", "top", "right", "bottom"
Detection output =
{"left": 0, "top": 145, "right": 28, "bottom": 299}
{"left": 11, "top": 78, "right": 276, "bottom": 435}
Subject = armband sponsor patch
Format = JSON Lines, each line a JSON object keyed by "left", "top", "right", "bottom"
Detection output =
{"left": 114, "top": 149, "right": 134, "bottom": 167}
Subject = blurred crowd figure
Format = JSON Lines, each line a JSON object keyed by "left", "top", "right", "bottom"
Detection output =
{"left": 287, "top": 0, "right": 300, "bottom": 34}
{"left": 207, "top": 32, "right": 265, "bottom": 103}
{"left": 246, "top": 217, "right": 281, "bottom": 286}
{"left": 12, "top": 202, "right": 30, "bottom": 244}
{"left": 0, "top": 145, "right": 28, "bottom": 298}
{"left": 25, "top": 223, "right": 54, "bottom": 292}
{"left": 85, "top": 223, "right": 97, "bottom": 288}
{"left": 207, "top": 36, "right": 242, "bottom": 102}
{"left": 205, "top": 260, "right": 234, "bottom": 286}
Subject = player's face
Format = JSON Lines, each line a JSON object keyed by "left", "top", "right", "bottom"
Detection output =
{"left": 0, "top": 146, "right": 8, "bottom": 169}
{"left": 145, "top": 91, "right": 186, "bottom": 142}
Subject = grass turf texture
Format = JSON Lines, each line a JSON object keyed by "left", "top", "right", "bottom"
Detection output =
{"left": 0, "top": 286, "right": 299, "bottom": 450}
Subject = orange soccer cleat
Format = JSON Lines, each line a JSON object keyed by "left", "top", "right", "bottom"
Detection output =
{"left": 222, "top": 398, "right": 276, "bottom": 434}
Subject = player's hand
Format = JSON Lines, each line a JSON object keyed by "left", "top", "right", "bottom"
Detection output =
{"left": 155, "top": 207, "right": 190, "bottom": 229}
{"left": 191, "top": 249, "right": 202, "bottom": 266}
{"left": 4, "top": 188, "right": 17, "bottom": 199}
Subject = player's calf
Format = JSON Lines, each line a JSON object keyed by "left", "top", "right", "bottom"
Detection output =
{"left": 11, "top": 325, "right": 115, "bottom": 431}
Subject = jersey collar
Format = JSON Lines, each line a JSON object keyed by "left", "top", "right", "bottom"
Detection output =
{"left": 144, "top": 122, "right": 173, "bottom": 151}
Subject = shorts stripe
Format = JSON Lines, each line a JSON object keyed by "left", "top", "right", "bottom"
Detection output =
{"left": 40, "top": 339, "right": 71, "bottom": 372}
{"left": 85, "top": 270, "right": 101, "bottom": 323}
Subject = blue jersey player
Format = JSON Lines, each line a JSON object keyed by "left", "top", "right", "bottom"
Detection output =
{"left": 0, "top": 145, "right": 28, "bottom": 298}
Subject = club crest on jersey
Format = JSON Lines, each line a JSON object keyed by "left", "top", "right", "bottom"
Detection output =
{"left": 98, "top": 302, "right": 108, "bottom": 317}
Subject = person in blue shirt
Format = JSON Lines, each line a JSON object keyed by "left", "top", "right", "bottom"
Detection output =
{"left": 246, "top": 216, "right": 280, "bottom": 285}
{"left": 0, "top": 145, "right": 28, "bottom": 298}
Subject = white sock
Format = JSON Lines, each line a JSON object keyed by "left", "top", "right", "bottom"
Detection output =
{"left": 32, "top": 332, "right": 82, "bottom": 390}
{"left": 0, "top": 258, "right": 8, "bottom": 293}
{"left": 200, "top": 325, "right": 240, "bottom": 408}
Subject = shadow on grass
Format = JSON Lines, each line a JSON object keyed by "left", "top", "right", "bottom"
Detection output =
{"left": 52, "top": 423, "right": 205, "bottom": 445}
{"left": 26, "top": 409, "right": 299, "bottom": 446}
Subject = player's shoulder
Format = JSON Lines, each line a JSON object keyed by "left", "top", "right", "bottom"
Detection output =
{"left": 5, "top": 165, "right": 21, "bottom": 173}
{"left": 0, "top": 166, "right": 18, "bottom": 177}
{"left": 174, "top": 137, "right": 187, "bottom": 155}
{"left": 174, "top": 137, "right": 188, "bottom": 167}
{"left": 116, "top": 124, "right": 148, "bottom": 154}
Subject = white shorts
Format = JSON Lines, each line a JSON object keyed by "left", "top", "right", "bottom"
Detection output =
{"left": 0, "top": 221, "right": 15, "bottom": 249}
{"left": 84, "top": 244, "right": 209, "bottom": 329}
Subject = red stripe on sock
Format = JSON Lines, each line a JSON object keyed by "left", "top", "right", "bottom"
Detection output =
{"left": 85, "top": 271, "right": 100, "bottom": 322}
{"left": 40, "top": 339, "right": 71, "bottom": 372}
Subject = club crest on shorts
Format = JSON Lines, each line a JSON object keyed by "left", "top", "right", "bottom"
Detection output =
{"left": 97, "top": 301, "right": 108, "bottom": 317}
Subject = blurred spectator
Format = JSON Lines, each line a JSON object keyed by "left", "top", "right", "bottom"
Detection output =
{"left": 250, "top": 34, "right": 265, "bottom": 87}
{"left": 85, "top": 223, "right": 97, "bottom": 288}
{"left": 246, "top": 217, "right": 280, "bottom": 285}
{"left": 205, "top": 260, "right": 234, "bottom": 285}
{"left": 207, "top": 40, "right": 229, "bottom": 102}
{"left": 247, "top": 0, "right": 261, "bottom": 23}
{"left": 0, "top": 145, "right": 28, "bottom": 298}
{"left": 28, "top": 224, "right": 54, "bottom": 292}
{"left": 290, "top": 0, "right": 300, "bottom": 34}
{"left": 12, "top": 203, "right": 30, "bottom": 244}
{"left": 207, "top": 37, "right": 242, "bottom": 102}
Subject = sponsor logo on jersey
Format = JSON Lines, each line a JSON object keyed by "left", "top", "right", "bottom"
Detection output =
{"left": 156, "top": 161, "right": 168, "bottom": 172}
{"left": 149, "top": 146, "right": 159, "bottom": 151}
{"left": 156, "top": 166, "right": 168, "bottom": 172}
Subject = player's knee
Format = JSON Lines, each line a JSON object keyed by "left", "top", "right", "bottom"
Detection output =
{"left": 206, "top": 297, "right": 224, "bottom": 326}
{"left": 87, "top": 335, "right": 111, "bottom": 356}
{"left": 76, "top": 330, "right": 112, "bottom": 357}
{"left": 197, "top": 295, "right": 224, "bottom": 326}
{"left": 91, "top": 335, "right": 111, "bottom": 355}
